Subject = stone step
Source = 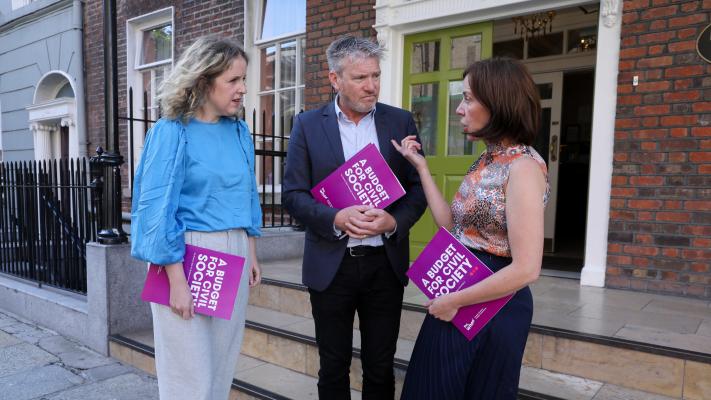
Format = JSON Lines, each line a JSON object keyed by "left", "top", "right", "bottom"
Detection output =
{"left": 109, "top": 330, "right": 361, "bottom": 400}
{"left": 249, "top": 277, "right": 711, "bottom": 399}
{"left": 242, "top": 305, "right": 690, "bottom": 400}
{"left": 110, "top": 304, "right": 683, "bottom": 400}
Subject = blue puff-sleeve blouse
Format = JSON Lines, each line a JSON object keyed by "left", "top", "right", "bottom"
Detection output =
{"left": 130, "top": 117, "right": 262, "bottom": 265}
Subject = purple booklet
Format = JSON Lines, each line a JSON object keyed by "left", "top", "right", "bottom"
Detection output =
{"left": 141, "top": 244, "right": 245, "bottom": 320}
{"left": 406, "top": 227, "right": 513, "bottom": 340}
{"left": 311, "top": 143, "right": 405, "bottom": 209}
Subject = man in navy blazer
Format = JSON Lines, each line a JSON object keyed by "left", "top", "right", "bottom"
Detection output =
{"left": 283, "top": 36, "right": 426, "bottom": 399}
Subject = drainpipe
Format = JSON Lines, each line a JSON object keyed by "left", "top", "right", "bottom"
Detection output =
{"left": 71, "top": 0, "right": 87, "bottom": 157}
{"left": 95, "top": 0, "right": 128, "bottom": 244}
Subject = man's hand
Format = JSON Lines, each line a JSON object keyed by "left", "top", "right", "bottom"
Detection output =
{"left": 346, "top": 208, "right": 396, "bottom": 237}
{"left": 335, "top": 205, "right": 374, "bottom": 237}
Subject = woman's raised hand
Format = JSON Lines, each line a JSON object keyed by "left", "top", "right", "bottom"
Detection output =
{"left": 391, "top": 135, "right": 427, "bottom": 172}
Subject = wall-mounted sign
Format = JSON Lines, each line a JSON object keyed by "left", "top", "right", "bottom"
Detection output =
{"left": 698, "top": 23, "right": 711, "bottom": 64}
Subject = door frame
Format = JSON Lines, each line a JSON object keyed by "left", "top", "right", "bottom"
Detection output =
{"left": 532, "top": 72, "right": 563, "bottom": 253}
{"left": 375, "top": 0, "right": 623, "bottom": 287}
{"left": 402, "top": 22, "right": 493, "bottom": 258}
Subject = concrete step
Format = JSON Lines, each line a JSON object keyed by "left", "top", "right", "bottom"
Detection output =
{"left": 110, "top": 304, "right": 683, "bottom": 400}
{"left": 248, "top": 276, "right": 710, "bottom": 399}
{"left": 242, "top": 304, "right": 686, "bottom": 400}
{"left": 109, "top": 329, "right": 361, "bottom": 400}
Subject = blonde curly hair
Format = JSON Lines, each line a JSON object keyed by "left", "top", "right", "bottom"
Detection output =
{"left": 157, "top": 36, "right": 248, "bottom": 122}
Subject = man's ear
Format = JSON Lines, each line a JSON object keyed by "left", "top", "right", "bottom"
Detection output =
{"left": 328, "top": 71, "right": 339, "bottom": 92}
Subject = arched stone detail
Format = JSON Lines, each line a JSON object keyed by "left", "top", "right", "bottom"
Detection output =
{"left": 27, "top": 71, "right": 81, "bottom": 160}
{"left": 33, "top": 71, "right": 77, "bottom": 104}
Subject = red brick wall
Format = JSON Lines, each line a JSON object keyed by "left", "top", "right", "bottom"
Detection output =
{"left": 83, "top": 0, "right": 105, "bottom": 156}
{"left": 304, "top": 0, "right": 376, "bottom": 110}
{"left": 607, "top": 0, "right": 711, "bottom": 298}
{"left": 83, "top": 0, "right": 245, "bottom": 209}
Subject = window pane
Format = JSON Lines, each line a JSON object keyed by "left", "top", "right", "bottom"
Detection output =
{"left": 299, "top": 38, "right": 305, "bottom": 85}
{"left": 411, "top": 83, "right": 439, "bottom": 156}
{"left": 446, "top": 81, "right": 474, "bottom": 156}
{"left": 450, "top": 34, "right": 481, "bottom": 69}
{"left": 411, "top": 41, "right": 440, "bottom": 73}
{"left": 527, "top": 32, "right": 564, "bottom": 58}
{"left": 259, "top": 94, "right": 275, "bottom": 136}
{"left": 261, "top": 0, "right": 306, "bottom": 40}
{"left": 493, "top": 39, "right": 524, "bottom": 59}
{"left": 141, "top": 24, "right": 172, "bottom": 65}
{"left": 298, "top": 87, "right": 304, "bottom": 114}
{"left": 280, "top": 41, "right": 297, "bottom": 89}
{"left": 280, "top": 90, "right": 296, "bottom": 137}
{"left": 261, "top": 46, "right": 276, "bottom": 91}
{"left": 142, "top": 71, "right": 154, "bottom": 119}
{"left": 142, "top": 68, "right": 166, "bottom": 120}
{"left": 56, "top": 82, "right": 74, "bottom": 98}
{"left": 568, "top": 26, "right": 597, "bottom": 53}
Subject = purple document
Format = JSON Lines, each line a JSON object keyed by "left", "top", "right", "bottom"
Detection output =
{"left": 141, "top": 244, "right": 245, "bottom": 320}
{"left": 406, "top": 227, "right": 513, "bottom": 340}
{"left": 311, "top": 143, "right": 405, "bottom": 209}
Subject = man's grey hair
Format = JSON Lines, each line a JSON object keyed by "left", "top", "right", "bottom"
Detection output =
{"left": 327, "top": 36, "right": 385, "bottom": 74}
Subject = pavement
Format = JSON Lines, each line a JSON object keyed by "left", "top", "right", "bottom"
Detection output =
{"left": 0, "top": 310, "right": 159, "bottom": 400}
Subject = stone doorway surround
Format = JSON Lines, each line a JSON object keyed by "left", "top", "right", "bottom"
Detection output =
{"left": 373, "top": 0, "right": 623, "bottom": 288}
{"left": 26, "top": 70, "right": 86, "bottom": 160}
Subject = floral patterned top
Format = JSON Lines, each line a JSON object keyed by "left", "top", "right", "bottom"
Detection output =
{"left": 451, "top": 142, "right": 550, "bottom": 257}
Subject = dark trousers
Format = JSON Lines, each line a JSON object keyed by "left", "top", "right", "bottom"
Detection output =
{"left": 309, "top": 251, "right": 404, "bottom": 400}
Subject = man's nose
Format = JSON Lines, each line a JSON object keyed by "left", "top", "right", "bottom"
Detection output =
{"left": 364, "top": 78, "right": 376, "bottom": 93}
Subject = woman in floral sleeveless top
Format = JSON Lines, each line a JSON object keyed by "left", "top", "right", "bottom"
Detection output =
{"left": 393, "top": 57, "right": 549, "bottom": 399}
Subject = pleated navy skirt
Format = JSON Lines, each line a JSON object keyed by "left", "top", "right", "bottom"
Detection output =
{"left": 400, "top": 249, "right": 533, "bottom": 400}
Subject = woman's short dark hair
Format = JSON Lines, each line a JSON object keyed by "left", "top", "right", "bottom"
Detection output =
{"left": 463, "top": 57, "right": 541, "bottom": 145}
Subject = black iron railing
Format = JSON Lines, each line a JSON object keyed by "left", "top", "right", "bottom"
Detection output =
{"left": 123, "top": 87, "right": 297, "bottom": 229}
{"left": 0, "top": 158, "right": 96, "bottom": 294}
{"left": 250, "top": 108, "right": 296, "bottom": 228}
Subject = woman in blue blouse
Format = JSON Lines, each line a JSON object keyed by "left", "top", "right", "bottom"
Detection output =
{"left": 131, "top": 36, "right": 262, "bottom": 400}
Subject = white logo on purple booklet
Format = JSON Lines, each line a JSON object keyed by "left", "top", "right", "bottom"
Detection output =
{"left": 406, "top": 227, "right": 513, "bottom": 340}
{"left": 311, "top": 143, "right": 405, "bottom": 209}
{"left": 141, "top": 244, "right": 245, "bottom": 320}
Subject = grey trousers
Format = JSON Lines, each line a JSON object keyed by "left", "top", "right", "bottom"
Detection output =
{"left": 151, "top": 229, "right": 251, "bottom": 400}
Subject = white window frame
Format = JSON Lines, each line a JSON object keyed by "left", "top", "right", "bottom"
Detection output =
{"left": 125, "top": 7, "right": 174, "bottom": 181}
{"left": 245, "top": 0, "right": 305, "bottom": 195}
{"left": 255, "top": 36, "right": 305, "bottom": 140}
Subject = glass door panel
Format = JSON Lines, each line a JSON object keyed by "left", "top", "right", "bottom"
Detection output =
{"left": 403, "top": 22, "right": 493, "bottom": 258}
{"left": 410, "top": 83, "right": 439, "bottom": 156}
{"left": 446, "top": 80, "right": 474, "bottom": 156}
{"left": 450, "top": 34, "right": 482, "bottom": 69}
{"left": 411, "top": 41, "right": 441, "bottom": 73}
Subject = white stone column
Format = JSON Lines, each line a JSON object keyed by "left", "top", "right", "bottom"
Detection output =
{"left": 374, "top": 1, "right": 398, "bottom": 106}
{"left": 30, "top": 123, "right": 54, "bottom": 160}
{"left": 581, "top": 0, "right": 622, "bottom": 287}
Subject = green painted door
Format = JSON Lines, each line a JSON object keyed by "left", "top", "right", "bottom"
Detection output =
{"left": 403, "top": 23, "right": 493, "bottom": 258}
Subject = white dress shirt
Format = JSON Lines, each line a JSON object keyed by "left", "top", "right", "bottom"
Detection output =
{"left": 333, "top": 96, "right": 393, "bottom": 247}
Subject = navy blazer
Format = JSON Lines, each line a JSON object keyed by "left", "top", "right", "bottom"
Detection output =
{"left": 283, "top": 102, "right": 427, "bottom": 291}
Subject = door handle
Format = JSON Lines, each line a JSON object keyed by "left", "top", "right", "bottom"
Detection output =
{"left": 550, "top": 135, "right": 558, "bottom": 162}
